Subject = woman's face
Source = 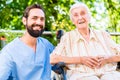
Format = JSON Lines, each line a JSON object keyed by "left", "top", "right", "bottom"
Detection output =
{"left": 71, "top": 6, "right": 91, "bottom": 29}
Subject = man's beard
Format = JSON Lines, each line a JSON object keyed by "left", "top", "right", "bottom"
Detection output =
{"left": 26, "top": 24, "right": 44, "bottom": 38}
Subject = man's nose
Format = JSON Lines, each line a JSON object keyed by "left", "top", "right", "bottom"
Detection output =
{"left": 36, "top": 19, "right": 42, "bottom": 24}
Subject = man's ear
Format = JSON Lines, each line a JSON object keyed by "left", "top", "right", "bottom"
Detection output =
{"left": 22, "top": 17, "right": 27, "bottom": 25}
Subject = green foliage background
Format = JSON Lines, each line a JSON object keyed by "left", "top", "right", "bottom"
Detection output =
{"left": 0, "top": 0, "right": 120, "bottom": 47}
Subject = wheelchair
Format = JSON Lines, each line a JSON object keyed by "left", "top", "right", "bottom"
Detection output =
{"left": 52, "top": 62, "right": 69, "bottom": 80}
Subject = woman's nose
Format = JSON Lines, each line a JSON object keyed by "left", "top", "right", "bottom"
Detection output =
{"left": 78, "top": 15, "right": 83, "bottom": 19}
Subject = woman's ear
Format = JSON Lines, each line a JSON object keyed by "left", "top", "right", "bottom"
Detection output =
{"left": 22, "top": 17, "right": 27, "bottom": 25}
{"left": 88, "top": 13, "right": 92, "bottom": 23}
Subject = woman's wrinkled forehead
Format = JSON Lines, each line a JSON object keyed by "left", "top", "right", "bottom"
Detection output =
{"left": 69, "top": 2, "right": 90, "bottom": 14}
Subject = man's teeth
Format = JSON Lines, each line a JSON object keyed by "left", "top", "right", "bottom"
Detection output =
{"left": 33, "top": 26, "right": 41, "bottom": 30}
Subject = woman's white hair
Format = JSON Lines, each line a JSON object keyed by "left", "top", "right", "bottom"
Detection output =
{"left": 69, "top": 2, "right": 91, "bottom": 21}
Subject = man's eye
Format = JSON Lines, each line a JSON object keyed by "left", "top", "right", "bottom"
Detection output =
{"left": 32, "top": 17, "right": 37, "bottom": 20}
{"left": 40, "top": 17, "right": 44, "bottom": 21}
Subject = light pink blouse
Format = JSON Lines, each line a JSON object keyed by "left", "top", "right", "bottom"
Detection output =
{"left": 52, "top": 28, "right": 120, "bottom": 77}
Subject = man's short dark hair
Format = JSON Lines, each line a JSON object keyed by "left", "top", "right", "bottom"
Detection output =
{"left": 23, "top": 4, "right": 44, "bottom": 18}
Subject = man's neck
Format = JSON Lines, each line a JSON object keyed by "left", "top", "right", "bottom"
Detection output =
{"left": 20, "top": 32, "right": 37, "bottom": 52}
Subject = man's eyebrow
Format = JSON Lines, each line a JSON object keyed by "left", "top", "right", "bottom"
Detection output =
{"left": 32, "top": 16, "right": 44, "bottom": 18}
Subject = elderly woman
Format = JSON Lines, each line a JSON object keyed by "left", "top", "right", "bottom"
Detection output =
{"left": 50, "top": 2, "right": 120, "bottom": 80}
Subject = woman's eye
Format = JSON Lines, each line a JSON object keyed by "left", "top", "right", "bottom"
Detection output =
{"left": 80, "top": 11, "right": 85, "bottom": 15}
{"left": 74, "top": 14, "right": 78, "bottom": 17}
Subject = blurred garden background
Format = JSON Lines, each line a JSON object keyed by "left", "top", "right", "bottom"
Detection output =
{"left": 0, "top": 0, "right": 120, "bottom": 49}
